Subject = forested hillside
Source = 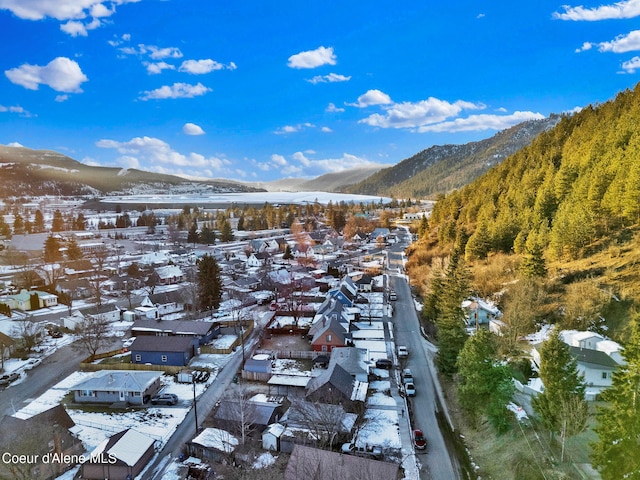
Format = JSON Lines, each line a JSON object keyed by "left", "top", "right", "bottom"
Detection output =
{"left": 343, "top": 116, "right": 559, "bottom": 199}
{"left": 411, "top": 84, "right": 640, "bottom": 338}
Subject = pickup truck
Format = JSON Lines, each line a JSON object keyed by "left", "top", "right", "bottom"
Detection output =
{"left": 341, "top": 443, "right": 383, "bottom": 460}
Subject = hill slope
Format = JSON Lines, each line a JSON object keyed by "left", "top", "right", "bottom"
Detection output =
{"left": 344, "top": 116, "right": 560, "bottom": 199}
{"left": 0, "top": 145, "right": 261, "bottom": 197}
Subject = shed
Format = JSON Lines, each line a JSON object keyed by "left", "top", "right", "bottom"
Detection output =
{"left": 81, "top": 429, "right": 155, "bottom": 480}
{"left": 186, "top": 427, "right": 238, "bottom": 463}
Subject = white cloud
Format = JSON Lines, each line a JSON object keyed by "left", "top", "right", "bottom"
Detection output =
{"left": 576, "top": 42, "right": 593, "bottom": 52}
{"left": 621, "top": 55, "right": 640, "bottom": 72}
{"left": 321, "top": 126, "right": 332, "bottom": 132}
{"left": 96, "top": 135, "right": 230, "bottom": 174}
{"left": 183, "top": 123, "right": 205, "bottom": 135}
{"left": 287, "top": 46, "right": 336, "bottom": 69}
{"left": 349, "top": 89, "right": 393, "bottom": 108}
{"left": 417, "top": 111, "right": 545, "bottom": 133}
{"left": 140, "top": 82, "right": 211, "bottom": 100}
{"left": 553, "top": 0, "right": 640, "bottom": 21}
{"left": 594, "top": 30, "right": 640, "bottom": 52}
{"left": 287, "top": 151, "right": 381, "bottom": 175}
{"left": 0, "top": 104, "right": 31, "bottom": 116}
{"left": 307, "top": 73, "right": 351, "bottom": 84}
{"left": 179, "top": 59, "right": 236, "bottom": 74}
{"left": 360, "top": 97, "right": 483, "bottom": 129}
{"left": 55, "top": 94, "right": 69, "bottom": 102}
{"left": 326, "top": 102, "right": 345, "bottom": 113}
{"left": 5, "top": 57, "right": 88, "bottom": 93}
{"left": 274, "top": 123, "right": 315, "bottom": 135}
{"left": 119, "top": 44, "right": 183, "bottom": 59}
{"left": 0, "top": 0, "right": 136, "bottom": 35}
{"left": 271, "top": 154, "right": 288, "bottom": 166}
{"left": 7, "top": 142, "right": 24, "bottom": 147}
{"left": 144, "top": 61, "right": 176, "bottom": 74}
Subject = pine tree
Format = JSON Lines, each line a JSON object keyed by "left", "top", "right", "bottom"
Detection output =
{"left": 51, "top": 210, "right": 65, "bottom": 232}
{"left": 519, "top": 241, "right": 547, "bottom": 278}
{"left": 197, "top": 254, "right": 222, "bottom": 310}
{"left": 44, "top": 235, "right": 63, "bottom": 263}
{"left": 591, "top": 314, "right": 640, "bottom": 479}
{"left": 532, "top": 329, "right": 587, "bottom": 440}
{"left": 33, "top": 210, "right": 45, "bottom": 233}
{"left": 219, "top": 217, "right": 234, "bottom": 242}
{"left": 187, "top": 221, "right": 199, "bottom": 245}
{"left": 66, "top": 237, "right": 84, "bottom": 261}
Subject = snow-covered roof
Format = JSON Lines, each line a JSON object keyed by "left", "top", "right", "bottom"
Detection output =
{"left": 89, "top": 429, "right": 155, "bottom": 467}
{"left": 192, "top": 427, "right": 238, "bottom": 453}
{"left": 267, "top": 375, "right": 311, "bottom": 387}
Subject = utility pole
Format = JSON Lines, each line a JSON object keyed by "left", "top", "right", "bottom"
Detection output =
{"left": 192, "top": 377, "right": 199, "bottom": 435}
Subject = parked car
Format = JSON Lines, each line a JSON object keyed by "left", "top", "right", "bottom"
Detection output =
{"left": 0, "top": 372, "right": 20, "bottom": 386}
{"left": 404, "top": 382, "right": 416, "bottom": 397}
{"left": 397, "top": 345, "right": 409, "bottom": 358}
{"left": 23, "top": 358, "right": 42, "bottom": 370}
{"left": 389, "top": 291, "right": 397, "bottom": 301}
{"left": 402, "top": 368, "right": 414, "bottom": 384}
{"left": 150, "top": 393, "right": 178, "bottom": 405}
{"left": 341, "top": 443, "right": 383, "bottom": 460}
{"left": 375, "top": 358, "right": 393, "bottom": 369}
{"left": 413, "top": 429, "right": 427, "bottom": 450}
{"left": 122, "top": 337, "right": 136, "bottom": 348}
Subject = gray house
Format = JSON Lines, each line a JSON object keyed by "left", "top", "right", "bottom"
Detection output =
{"left": 73, "top": 370, "right": 163, "bottom": 405}
{"left": 130, "top": 335, "right": 197, "bottom": 366}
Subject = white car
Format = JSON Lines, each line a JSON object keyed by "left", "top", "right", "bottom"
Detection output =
{"left": 122, "top": 337, "right": 136, "bottom": 348}
{"left": 405, "top": 382, "right": 416, "bottom": 397}
{"left": 24, "top": 358, "right": 42, "bottom": 370}
{"left": 398, "top": 345, "right": 409, "bottom": 358}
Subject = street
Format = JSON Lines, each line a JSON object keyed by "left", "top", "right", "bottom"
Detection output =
{"left": 387, "top": 237, "right": 461, "bottom": 480}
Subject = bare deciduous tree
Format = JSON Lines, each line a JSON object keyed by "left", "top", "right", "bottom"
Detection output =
{"left": 74, "top": 315, "right": 111, "bottom": 360}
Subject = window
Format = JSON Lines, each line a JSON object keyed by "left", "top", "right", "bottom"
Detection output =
{"left": 135, "top": 354, "right": 141, "bottom": 362}
{"left": 602, "top": 372, "right": 610, "bottom": 380}
{"left": 326, "top": 334, "right": 332, "bottom": 342}
{"left": 161, "top": 355, "right": 168, "bottom": 363}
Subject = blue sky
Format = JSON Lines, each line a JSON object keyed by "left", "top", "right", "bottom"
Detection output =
{"left": 1, "top": 1, "right": 640, "bottom": 182}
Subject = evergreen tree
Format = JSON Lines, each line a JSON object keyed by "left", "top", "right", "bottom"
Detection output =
{"left": 435, "top": 245, "right": 470, "bottom": 377}
{"left": 219, "top": 217, "right": 234, "bottom": 242}
{"left": 13, "top": 213, "right": 25, "bottom": 235}
{"left": 66, "top": 237, "right": 84, "bottom": 261}
{"left": 197, "top": 254, "right": 223, "bottom": 310}
{"left": 0, "top": 215, "right": 11, "bottom": 238}
{"left": 33, "top": 210, "right": 45, "bottom": 232}
{"left": 187, "top": 221, "right": 199, "bottom": 245}
{"left": 44, "top": 235, "right": 63, "bottom": 263}
{"left": 51, "top": 210, "right": 65, "bottom": 232}
{"left": 591, "top": 314, "right": 640, "bottom": 479}
{"left": 465, "top": 220, "right": 492, "bottom": 261}
{"left": 519, "top": 241, "right": 547, "bottom": 278}
{"left": 282, "top": 244, "right": 293, "bottom": 260}
{"left": 73, "top": 212, "right": 87, "bottom": 230}
{"left": 532, "top": 329, "right": 587, "bottom": 439}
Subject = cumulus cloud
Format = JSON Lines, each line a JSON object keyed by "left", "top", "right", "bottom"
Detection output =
{"left": 307, "top": 73, "right": 351, "bottom": 84}
{"left": 119, "top": 43, "right": 183, "bottom": 59}
{"left": 348, "top": 89, "right": 393, "bottom": 108}
{"left": 144, "top": 61, "right": 175, "bottom": 75}
{"left": 593, "top": 30, "right": 640, "bottom": 52}
{"left": 0, "top": 0, "right": 137, "bottom": 35}
{"left": 287, "top": 46, "right": 336, "bottom": 69}
{"left": 96, "top": 135, "right": 230, "bottom": 175}
{"left": 274, "top": 123, "right": 315, "bottom": 135}
{"left": 553, "top": 0, "right": 640, "bottom": 21}
{"left": 183, "top": 122, "right": 205, "bottom": 135}
{"left": 417, "top": 111, "right": 545, "bottom": 133}
{"left": 5, "top": 57, "right": 88, "bottom": 93}
{"left": 0, "top": 104, "right": 32, "bottom": 117}
{"left": 179, "top": 59, "right": 236, "bottom": 74}
{"left": 360, "top": 97, "right": 483, "bottom": 129}
{"left": 326, "top": 102, "right": 345, "bottom": 113}
{"left": 621, "top": 55, "right": 640, "bottom": 72}
{"left": 140, "top": 82, "right": 211, "bottom": 100}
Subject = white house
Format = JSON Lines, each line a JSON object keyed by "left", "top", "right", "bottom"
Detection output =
{"left": 155, "top": 265, "right": 184, "bottom": 285}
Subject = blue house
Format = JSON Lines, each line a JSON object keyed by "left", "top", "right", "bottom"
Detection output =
{"left": 130, "top": 336, "right": 196, "bottom": 366}
{"left": 131, "top": 319, "right": 220, "bottom": 346}
{"left": 462, "top": 297, "right": 502, "bottom": 326}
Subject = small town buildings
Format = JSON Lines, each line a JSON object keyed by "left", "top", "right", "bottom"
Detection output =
{"left": 131, "top": 319, "right": 219, "bottom": 346}
{"left": 72, "top": 370, "right": 163, "bottom": 405}
{"left": 329, "top": 347, "right": 370, "bottom": 383}
{"left": 155, "top": 265, "right": 185, "bottom": 285}
{"left": 305, "top": 362, "right": 367, "bottom": 409}
{"left": 130, "top": 335, "right": 197, "bottom": 366}
{"left": 186, "top": 428, "right": 238, "bottom": 463}
{"left": 81, "top": 428, "right": 156, "bottom": 480}
{"left": 2, "top": 289, "right": 58, "bottom": 311}
{"left": 310, "top": 315, "right": 350, "bottom": 352}
{"left": 0, "top": 405, "right": 83, "bottom": 480}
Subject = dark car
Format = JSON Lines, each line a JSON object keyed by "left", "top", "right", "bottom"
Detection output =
{"left": 413, "top": 429, "right": 427, "bottom": 450}
{"left": 151, "top": 393, "right": 178, "bottom": 405}
{"left": 375, "top": 358, "right": 393, "bottom": 369}
{"left": 0, "top": 372, "right": 20, "bottom": 386}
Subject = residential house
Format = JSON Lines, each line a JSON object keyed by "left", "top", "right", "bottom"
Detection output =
{"left": 353, "top": 274, "right": 375, "bottom": 293}
{"left": 246, "top": 252, "right": 270, "bottom": 268}
{"left": 5, "top": 289, "right": 58, "bottom": 311}
{"left": 329, "top": 347, "right": 370, "bottom": 383}
{"left": 130, "top": 335, "right": 197, "bottom": 366}
{"left": 0, "top": 405, "right": 83, "bottom": 480}
{"left": 186, "top": 428, "right": 238, "bottom": 463}
{"left": 305, "top": 362, "right": 367, "bottom": 408}
{"left": 212, "top": 397, "right": 283, "bottom": 433}
{"left": 72, "top": 370, "right": 163, "bottom": 405}
{"left": 310, "top": 315, "right": 350, "bottom": 353}
{"left": 149, "top": 290, "right": 188, "bottom": 315}
{"left": 131, "top": 319, "right": 219, "bottom": 346}
{"left": 284, "top": 445, "right": 400, "bottom": 480}
{"left": 155, "top": 265, "right": 185, "bottom": 285}
{"left": 81, "top": 428, "right": 156, "bottom": 480}
{"left": 81, "top": 303, "right": 122, "bottom": 323}
{"left": 462, "top": 297, "right": 502, "bottom": 327}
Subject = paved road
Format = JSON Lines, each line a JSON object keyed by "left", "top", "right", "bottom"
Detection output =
{"left": 387, "top": 239, "right": 460, "bottom": 480}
